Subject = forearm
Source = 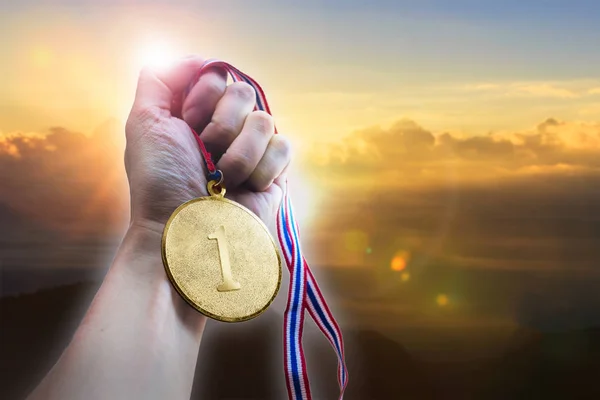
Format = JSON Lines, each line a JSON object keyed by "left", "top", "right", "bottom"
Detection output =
{"left": 28, "top": 223, "right": 206, "bottom": 400}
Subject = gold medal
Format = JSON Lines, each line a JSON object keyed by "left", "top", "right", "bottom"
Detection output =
{"left": 162, "top": 180, "right": 282, "bottom": 322}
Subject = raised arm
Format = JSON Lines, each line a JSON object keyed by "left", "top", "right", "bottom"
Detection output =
{"left": 27, "top": 56, "right": 291, "bottom": 400}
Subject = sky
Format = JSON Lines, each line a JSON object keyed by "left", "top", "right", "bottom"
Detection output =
{"left": 1, "top": 0, "right": 600, "bottom": 336}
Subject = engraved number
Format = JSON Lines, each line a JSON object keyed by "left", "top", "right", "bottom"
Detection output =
{"left": 208, "top": 225, "right": 241, "bottom": 292}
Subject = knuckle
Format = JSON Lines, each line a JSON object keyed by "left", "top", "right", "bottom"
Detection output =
{"left": 137, "top": 66, "right": 155, "bottom": 83}
{"left": 132, "top": 105, "right": 163, "bottom": 125}
{"left": 126, "top": 105, "right": 162, "bottom": 138}
{"left": 210, "top": 117, "right": 238, "bottom": 140}
{"left": 249, "top": 111, "right": 274, "bottom": 134}
{"left": 226, "top": 151, "right": 253, "bottom": 174}
{"left": 250, "top": 168, "right": 271, "bottom": 190}
{"left": 272, "top": 135, "right": 293, "bottom": 159}
{"left": 203, "top": 75, "right": 225, "bottom": 98}
{"left": 181, "top": 102, "right": 203, "bottom": 126}
{"left": 247, "top": 176, "right": 268, "bottom": 192}
{"left": 228, "top": 82, "right": 256, "bottom": 101}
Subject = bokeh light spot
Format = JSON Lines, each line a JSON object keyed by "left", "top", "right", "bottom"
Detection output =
{"left": 400, "top": 272, "right": 410, "bottom": 282}
{"left": 390, "top": 250, "right": 410, "bottom": 271}
{"left": 436, "top": 294, "right": 449, "bottom": 307}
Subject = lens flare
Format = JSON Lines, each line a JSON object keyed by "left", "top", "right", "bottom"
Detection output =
{"left": 436, "top": 294, "right": 449, "bottom": 307}
{"left": 390, "top": 250, "right": 410, "bottom": 271}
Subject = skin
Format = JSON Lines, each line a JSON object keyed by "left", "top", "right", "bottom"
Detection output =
{"left": 27, "top": 56, "right": 292, "bottom": 400}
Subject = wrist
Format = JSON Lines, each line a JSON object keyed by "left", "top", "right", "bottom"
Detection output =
{"left": 128, "top": 217, "right": 166, "bottom": 247}
{"left": 106, "top": 218, "right": 207, "bottom": 335}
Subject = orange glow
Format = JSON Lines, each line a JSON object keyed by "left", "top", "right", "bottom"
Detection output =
{"left": 390, "top": 250, "right": 410, "bottom": 271}
{"left": 436, "top": 294, "right": 449, "bottom": 307}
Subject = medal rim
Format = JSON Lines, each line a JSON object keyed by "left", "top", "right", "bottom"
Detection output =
{"left": 161, "top": 195, "right": 282, "bottom": 323}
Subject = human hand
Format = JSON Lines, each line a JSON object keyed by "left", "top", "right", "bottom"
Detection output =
{"left": 125, "top": 56, "right": 291, "bottom": 234}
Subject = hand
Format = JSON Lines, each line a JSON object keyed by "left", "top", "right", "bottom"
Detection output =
{"left": 125, "top": 56, "right": 291, "bottom": 234}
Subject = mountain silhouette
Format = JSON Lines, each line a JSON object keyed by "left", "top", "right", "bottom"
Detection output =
{"left": 475, "top": 326, "right": 600, "bottom": 399}
{"left": 1, "top": 283, "right": 600, "bottom": 399}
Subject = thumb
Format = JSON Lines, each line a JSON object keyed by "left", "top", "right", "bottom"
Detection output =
{"left": 131, "top": 56, "right": 207, "bottom": 113}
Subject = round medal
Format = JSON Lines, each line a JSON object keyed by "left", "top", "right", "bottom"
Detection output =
{"left": 162, "top": 181, "right": 282, "bottom": 322}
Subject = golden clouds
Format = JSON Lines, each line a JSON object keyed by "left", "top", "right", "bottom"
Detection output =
{"left": 0, "top": 121, "right": 128, "bottom": 237}
{"left": 309, "top": 117, "right": 600, "bottom": 188}
{"left": 506, "top": 83, "right": 578, "bottom": 99}
{"left": 304, "top": 115, "right": 600, "bottom": 275}
{"left": 464, "top": 81, "right": 598, "bottom": 99}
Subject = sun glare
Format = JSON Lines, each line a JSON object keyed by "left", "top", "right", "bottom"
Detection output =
{"left": 286, "top": 169, "right": 320, "bottom": 227}
{"left": 135, "top": 39, "right": 180, "bottom": 70}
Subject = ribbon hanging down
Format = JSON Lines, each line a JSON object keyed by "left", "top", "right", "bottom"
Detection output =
{"left": 183, "top": 59, "right": 348, "bottom": 400}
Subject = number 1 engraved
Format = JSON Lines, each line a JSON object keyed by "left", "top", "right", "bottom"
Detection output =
{"left": 208, "top": 225, "right": 241, "bottom": 292}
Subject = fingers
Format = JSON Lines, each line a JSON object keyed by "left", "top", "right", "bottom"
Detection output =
{"left": 193, "top": 82, "right": 257, "bottom": 158}
{"left": 246, "top": 135, "right": 292, "bottom": 191}
{"left": 217, "top": 111, "right": 275, "bottom": 188}
{"left": 131, "top": 56, "right": 207, "bottom": 113}
{"left": 181, "top": 67, "right": 229, "bottom": 133}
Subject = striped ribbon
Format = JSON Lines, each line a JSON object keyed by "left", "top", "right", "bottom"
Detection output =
{"left": 185, "top": 59, "right": 348, "bottom": 400}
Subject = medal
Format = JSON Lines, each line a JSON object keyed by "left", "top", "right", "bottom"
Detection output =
{"left": 162, "top": 180, "right": 281, "bottom": 322}
{"left": 167, "top": 59, "right": 348, "bottom": 400}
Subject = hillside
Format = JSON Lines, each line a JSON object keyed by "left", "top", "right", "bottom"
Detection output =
{"left": 1, "top": 283, "right": 599, "bottom": 399}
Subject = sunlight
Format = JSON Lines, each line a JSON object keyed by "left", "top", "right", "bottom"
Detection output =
{"left": 134, "top": 38, "right": 180, "bottom": 70}
{"left": 286, "top": 169, "right": 319, "bottom": 227}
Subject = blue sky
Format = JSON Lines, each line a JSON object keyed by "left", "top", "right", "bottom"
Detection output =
{"left": 1, "top": 0, "right": 599, "bottom": 136}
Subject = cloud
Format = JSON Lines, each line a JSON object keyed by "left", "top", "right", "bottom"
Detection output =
{"left": 2, "top": 117, "right": 599, "bottom": 329}
{"left": 579, "top": 103, "right": 600, "bottom": 116}
{"left": 464, "top": 81, "right": 590, "bottom": 99}
{"left": 465, "top": 83, "right": 501, "bottom": 91}
{"left": 588, "top": 87, "right": 600, "bottom": 95}
{"left": 3, "top": 115, "right": 600, "bottom": 278}
{"left": 309, "top": 117, "right": 600, "bottom": 187}
{"left": 302, "top": 116, "right": 600, "bottom": 277}
{"left": 508, "top": 83, "right": 579, "bottom": 99}
{"left": 0, "top": 120, "right": 129, "bottom": 238}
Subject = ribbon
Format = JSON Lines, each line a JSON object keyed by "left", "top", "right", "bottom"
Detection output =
{"left": 184, "top": 59, "right": 348, "bottom": 400}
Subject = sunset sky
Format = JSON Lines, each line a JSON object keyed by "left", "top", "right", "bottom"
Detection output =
{"left": 2, "top": 1, "right": 600, "bottom": 336}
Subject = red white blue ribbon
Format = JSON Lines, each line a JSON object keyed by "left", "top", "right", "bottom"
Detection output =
{"left": 186, "top": 59, "right": 348, "bottom": 400}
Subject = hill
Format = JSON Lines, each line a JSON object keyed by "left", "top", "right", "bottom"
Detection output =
{"left": 1, "top": 283, "right": 599, "bottom": 399}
